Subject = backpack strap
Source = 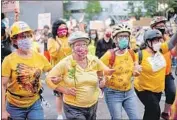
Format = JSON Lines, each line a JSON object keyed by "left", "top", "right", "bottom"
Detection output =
{"left": 108, "top": 49, "right": 116, "bottom": 68}
{"left": 138, "top": 50, "right": 143, "bottom": 65}
{"left": 128, "top": 49, "right": 135, "bottom": 62}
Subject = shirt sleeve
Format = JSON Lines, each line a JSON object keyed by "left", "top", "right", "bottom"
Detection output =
{"left": 2, "top": 56, "right": 11, "bottom": 77}
{"left": 100, "top": 51, "right": 110, "bottom": 66}
{"left": 46, "top": 59, "right": 67, "bottom": 89}
{"left": 94, "top": 56, "right": 107, "bottom": 71}
{"left": 40, "top": 55, "right": 52, "bottom": 72}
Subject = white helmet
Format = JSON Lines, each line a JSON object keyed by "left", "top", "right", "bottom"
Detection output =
{"left": 112, "top": 24, "right": 131, "bottom": 38}
{"left": 68, "top": 31, "right": 90, "bottom": 45}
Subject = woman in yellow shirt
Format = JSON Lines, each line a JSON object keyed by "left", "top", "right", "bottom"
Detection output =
{"left": 47, "top": 19, "right": 72, "bottom": 119}
{"left": 134, "top": 29, "right": 177, "bottom": 120}
{"left": 46, "top": 31, "right": 115, "bottom": 120}
{"left": 88, "top": 29, "right": 98, "bottom": 55}
{"left": 100, "top": 24, "right": 139, "bottom": 120}
{"left": 2, "top": 21, "right": 52, "bottom": 120}
{"left": 150, "top": 16, "right": 176, "bottom": 119}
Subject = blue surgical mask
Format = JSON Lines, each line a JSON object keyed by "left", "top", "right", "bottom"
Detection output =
{"left": 17, "top": 38, "right": 32, "bottom": 51}
{"left": 117, "top": 37, "right": 129, "bottom": 50}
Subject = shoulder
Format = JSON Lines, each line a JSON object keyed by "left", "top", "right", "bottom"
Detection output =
{"left": 2, "top": 52, "right": 17, "bottom": 63}
{"left": 48, "top": 37, "right": 56, "bottom": 42}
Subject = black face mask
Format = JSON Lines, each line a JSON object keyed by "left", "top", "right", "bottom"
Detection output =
{"left": 157, "top": 28, "right": 165, "bottom": 35}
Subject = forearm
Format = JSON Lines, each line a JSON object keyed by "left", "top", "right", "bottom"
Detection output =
{"left": 55, "top": 86, "right": 66, "bottom": 94}
{"left": 168, "top": 32, "right": 177, "bottom": 50}
{"left": 2, "top": 85, "right": 6, "bottom": 112}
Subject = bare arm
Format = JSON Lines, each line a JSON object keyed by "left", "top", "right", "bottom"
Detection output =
{"left": 2, "top": 76, "right": 10, "bottom": 119}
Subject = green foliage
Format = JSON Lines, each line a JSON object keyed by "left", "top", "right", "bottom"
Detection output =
{"left": 144, "top": 0, "right": 158, "bottom": 17}
{"left": 167, "top": 0, "right": 177, "bottom": 12}
{"left": 63, "top": 1, "right": 72, "bottom": 19}
{"left": 127, "top": 1, "right": 144, "bottom": 20}
{"left": 63, "top": 10, "right": 71, "bottom": 20}
{"left": 84, "top": 1, "right": 102, "bottom": 20}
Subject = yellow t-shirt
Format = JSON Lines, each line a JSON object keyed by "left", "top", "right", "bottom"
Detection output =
{"left": 88, "top": 40, "right": 96, "bottom": 56}
{"left": 2, "top": 51, "right": 52, "bottom": 108}
{"left": 100, "top": 50, "right": 134, "bottom": 91}
{"left": 134, "top": 42, "right": 169, "bottom": 93}
{"left": 46, "top": 55, "right": 105, "bottom": 107}
{"left": 47, "top": 36, "right": 72, "bottom": 67}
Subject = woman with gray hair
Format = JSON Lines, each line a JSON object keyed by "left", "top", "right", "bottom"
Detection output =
{"left": 46, "top": 31, "right": 115, "bottom": 120}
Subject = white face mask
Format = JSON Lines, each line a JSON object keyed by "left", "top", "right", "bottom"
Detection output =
{"left": 152, "top": 42, "right": 162, "bottom": 52}
{"left": 17, "top": 38, "right": 32, "bottom": 51}
{"left": 90, "top": 34, "right": 96, "bottom": 39}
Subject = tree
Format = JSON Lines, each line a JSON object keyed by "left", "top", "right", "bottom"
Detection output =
{"left": 167, "top": 0, "right": 177, "bottom": 12}
{"left": 127, "top": 1, "right": 144, "bottom": 20}
{"left": 144, "top": 0, "right": 159, "bottom": 17}
{"left": 63, "top": 0, "right": 72, "bottom": 19}
{"left": 84, "top": 1, "right": 102, "bottom": 21}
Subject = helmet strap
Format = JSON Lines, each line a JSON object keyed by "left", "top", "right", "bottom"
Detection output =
{"left": 146, "top": 41, "right": 156, "bottom": 53}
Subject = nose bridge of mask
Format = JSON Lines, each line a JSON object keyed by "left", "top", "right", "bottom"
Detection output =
{"left": 152, "top": 42, "right": 161, "bottom": 51}
{"left": 118, "top": 37, "right": 128, "bottom": 42}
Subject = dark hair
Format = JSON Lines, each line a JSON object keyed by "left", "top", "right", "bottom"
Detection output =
{"left": 44, "top": 25, "right": 50, "bottom": 29}
{"left": 88, "top": 29, "right": 98, "bottom": 46}
{"left": 1, "top": 13, "right": 5, "bottom": 20}
{"left": 1, "top": 22, "right": 6, "bottom": 37}
{"left": 52, "top": 19, "right": 68, "bottom": 39}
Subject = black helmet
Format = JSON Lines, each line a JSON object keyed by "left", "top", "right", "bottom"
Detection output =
{"left": 144, "top": 29, "right": 162, "bottom": 42}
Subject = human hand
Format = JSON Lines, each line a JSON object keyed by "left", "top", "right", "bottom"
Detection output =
{"left": 133, "top": 64, "right": 142, "bottom": 76}
{"left": 99, "top": 78, "right": 106, "bottom": 88}
{"left": 64, "top": 87, "right": 76, "bottom": 96}
{"left": 2, "top": 110, "right": 10, "bottom": 120}
{"left": 105, "top": 69, "right": 115, "bottom": 76}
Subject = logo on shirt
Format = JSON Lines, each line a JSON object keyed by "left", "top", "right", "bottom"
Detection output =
{"left": 16, "top": 63, "right": 41, "bottom": 94}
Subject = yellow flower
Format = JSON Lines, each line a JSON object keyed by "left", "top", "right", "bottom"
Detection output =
{"left": 71, "top": 60, "right": 77, "bottom": 67}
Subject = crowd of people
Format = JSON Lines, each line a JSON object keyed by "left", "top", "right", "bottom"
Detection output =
{"left": 1, "top": 11, "right": 177, "bottom": 120}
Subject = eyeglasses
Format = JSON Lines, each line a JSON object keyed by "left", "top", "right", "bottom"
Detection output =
{"left": 74, "top": 43, "right": 88, "bottom": 47}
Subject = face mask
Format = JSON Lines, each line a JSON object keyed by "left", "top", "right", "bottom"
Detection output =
{"left": 17, "top": 38, "right": 32, "bottom": 51}
{"left": 57, "top": 28, "right": 68, "bottom": 37}
{"left": 152, "top": 42, "right": 161, "bottom": 52}
{"left": 74, "top": 46, "right": 88, "bottom": 59}
{"left": 117, "top": 37, "right": 129, "bottom": 50}
{"left": 105, "top": 33, "right": 111, "bottom": 38}
{"left": 91, "top": 34, "right": 96, "bottom": 39}
{"left": 157, "top": 28, "right": 165, "bottom": 35}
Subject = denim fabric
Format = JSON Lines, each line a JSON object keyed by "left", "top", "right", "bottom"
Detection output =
{"left": 6, "top": 99, "right": 44, "bottom": 120}
{"left": 104, "top": 87, "right": 139, "bottom": 120}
